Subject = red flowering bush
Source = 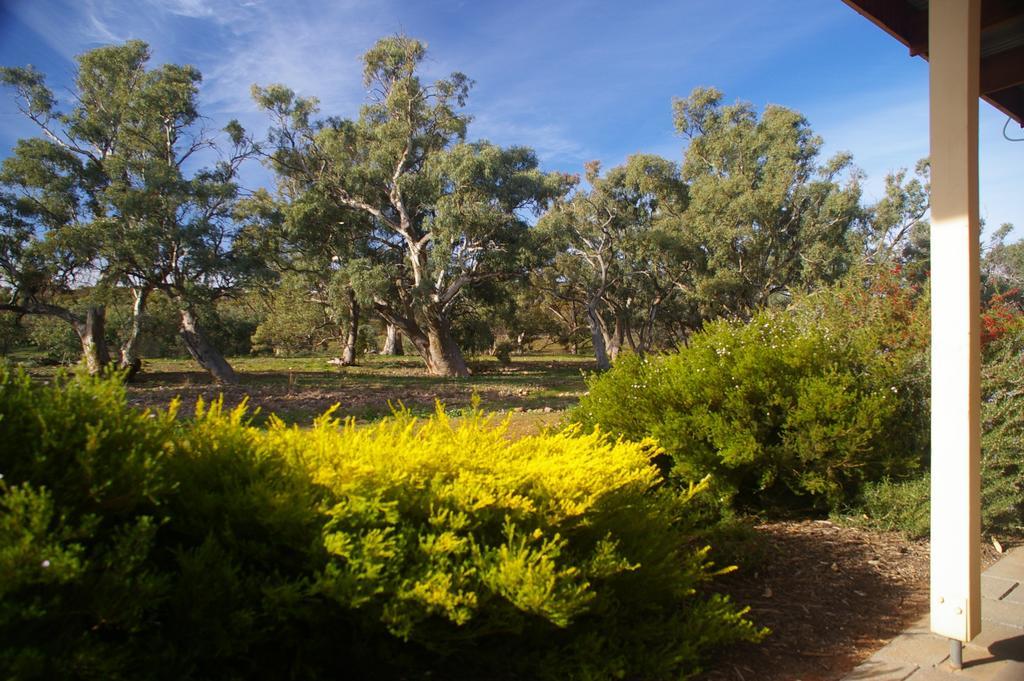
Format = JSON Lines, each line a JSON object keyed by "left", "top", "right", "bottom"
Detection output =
{"left": 981, "top": 289, "right": 1024, "bottom": 349}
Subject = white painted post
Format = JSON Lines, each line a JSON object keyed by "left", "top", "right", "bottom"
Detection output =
{"left": 929, "top": 0, "right": 982, "bottom": 644}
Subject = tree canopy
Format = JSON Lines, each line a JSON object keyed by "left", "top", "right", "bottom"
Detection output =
{"left": 1, "top": 41, "right": 260, "bottom": 381}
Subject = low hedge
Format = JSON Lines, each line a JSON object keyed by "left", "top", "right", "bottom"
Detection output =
{"left": 0, "top": 369, "right": 762, "bottom": 680}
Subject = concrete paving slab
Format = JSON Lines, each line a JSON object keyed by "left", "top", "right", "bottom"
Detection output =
{"left": 904, "top": 667, "right": 960, "bottom": 680}
{"left": 842, "top": 658, "right": 919, "bottom": 680}
{"left": 874, "top": 633, "right": 951, "bottom": 668}
{"left": 982, "top": 559, "right": 1024, "bottom": 582}
{"left": 981, "top": 575, "right": 1019, "bottom": 601}
{"left": 982, "top": 597, "right": 1024, "bottom": 629}
{"left": 985, "top": 628, "right": 1024, "bottom": 662}
{"left": 955, "top": 643, "right": 1024, "bottom": 681}
{"left": 991, "top": 660, "right": 1024, "bottom": 681}
{"left": 967, "top": 620, "right": 1024, "bottom": 653}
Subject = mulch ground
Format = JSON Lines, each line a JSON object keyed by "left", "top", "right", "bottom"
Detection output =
{"left": 699, "top": 520, "right": 1000, "bottom": 681}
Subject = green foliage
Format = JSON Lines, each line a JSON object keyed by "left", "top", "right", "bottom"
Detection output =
{"left": 196, "top": 297, "right": 261, "bottom": 358}
{"left": 850, "top": 329, "right": 1024, "bottom": 540}
{"left": 25, "top": 313, "right": 81, "bottom": 363}
{"left": 673, "top": 88, "right": 861, "bottom": 316}
{"left": 254, "top": 36, "right": 573, "bottom": 377}
{"left": 980, "top": 329, "right": 1024, "bottom": 536}
{"left": 0, "top": 311, "right": 27, "bottom": 354}
{"left": 0, "top": 368, "right": 176, "bottom": 678}
{"left": 2, "top": 41, "right": 261, "bottom": 379}
{"left": 252, "top": 272, "right": 340, "bottom": 355}
{"left": 0, "top": 368, "right": 761, "bottom": 680}
{"left": 132, "top": 291, "right": 183, "bottom": 358}
{"left": 849, "top": 476, "right": 932, "bottom": 539}
{"left": 839, "top": 302, "right": 1024, "bottom": 541}
{"left": 535, "top": 154, "right": 692, "bottom": 368}
{"left": 575, "top": 269, "right": 930, "bottom": 511}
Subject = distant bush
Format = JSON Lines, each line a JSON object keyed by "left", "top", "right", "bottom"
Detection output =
{"left": 0, "top": 369, "right": 761, "bottom": 680}
{"left": 574, "top": 269, "right": 930, "bottom": 512}
{"left": 0, "top": 312, "right": 28, "bottom": 355}
{"left": 24, "top": 314, "right": 82, "bottom": 364}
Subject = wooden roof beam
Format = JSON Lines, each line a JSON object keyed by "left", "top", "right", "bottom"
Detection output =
{"left": 844, "top": 0, "right": 1024, "bottom": 58}
{"left": 982, "top": 0, "right": 1024, "bottom": 30}
{"left": 840, "top": 0, "right": 928, "bottom": 55}
{"left": 986, "top": 87, "right": 1024, "bottom": 126}
{"left": 981, "top": 45, "right": 1024, "bottom": 94}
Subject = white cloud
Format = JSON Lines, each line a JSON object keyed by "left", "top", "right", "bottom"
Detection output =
{"left": 155, "top": 0, "right": 216, "bottom": 19}
{"left": 470, "top": 111, "right": 586, "bottom": 167}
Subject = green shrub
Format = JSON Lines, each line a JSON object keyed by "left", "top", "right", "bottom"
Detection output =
{"left": 842, "top": 328, "right": 1024, "bottom": 540}
{"left": 981, "top": 330, "right": 1024, "bottom": 536}
{"left": 25, "top": 314, "right": 82, "bottom": 364}
{"left": 574, "top": 275, "right": 930, "bottom": 513}
{"left": 0, "top": 369, "right": 176, "bottom": 679}
{"left": 849, "top": 475, "right": 931, "bottom": 538}
{"left": 0, "top": 369, "right": 761, "bottom": 680}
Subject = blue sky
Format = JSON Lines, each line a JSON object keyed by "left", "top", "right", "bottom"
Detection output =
{"left": 1, "top": 0, "right": 1020, "bottom": 236}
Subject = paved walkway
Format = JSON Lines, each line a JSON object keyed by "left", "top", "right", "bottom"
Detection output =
{"left": 841, "top": 546, "right": 1024, "bottom": 680}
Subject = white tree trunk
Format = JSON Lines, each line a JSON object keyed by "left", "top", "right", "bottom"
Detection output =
{"left": 178, "top": 307, "right": 238, "bottom": 384}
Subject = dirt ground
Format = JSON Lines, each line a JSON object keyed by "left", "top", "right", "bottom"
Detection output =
{"left": 698, "top": 521, "right": 1000, "bottom": 681}
{"left": 119, "top": 356, "right": 588, "bottom": 426}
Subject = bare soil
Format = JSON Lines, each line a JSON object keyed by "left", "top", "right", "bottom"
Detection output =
{"left": 699, "top": 521, "right": 1000, "bottom": 681}
{"left": 120, "top": 357, "right": 588, "bottom": 425}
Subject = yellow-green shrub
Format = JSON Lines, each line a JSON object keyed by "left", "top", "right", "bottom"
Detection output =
{"left": 0, "top": 369, "right": 761, "bottom": 680}
{"left": 266, "top": 404, "right": 763, "bottom": 678}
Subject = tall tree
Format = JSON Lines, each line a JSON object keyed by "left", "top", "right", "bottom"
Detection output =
{"left": 1, "top": 41, "right": 259, "bottom": 382}
{"left": 536, "top": 155, "right": 692, "bottom": 369}
{"left": 254, "top": 36, "right": 571, "bottom": 377}
{"left": 857, "top": 160, "right": 930, "bottom": 266}
{"left": 0, "top": 134, "right": 111, "bottom": 373}
{"left": 673, "top": 87, "right": 861, "bottom": 319}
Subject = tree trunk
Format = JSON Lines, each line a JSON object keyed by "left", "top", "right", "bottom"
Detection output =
{"left": 119, "top": 287, "right": 149, "bottom": 380}
{"left": 340, "top": 289, "right": 360, "bottom": 366}
{"left": 604, "top": 313, "right": 625, "bottom": 363}
{"left": 424, "top": 317, "right": 470, "bottom": 378}
{"left": 381, "top": 322, "right": 404, "bottom": 355}
{"left": 178, "top": 306, "right": 238, "bottom": 384}
{"left": 74, "top": 305, "right": 111, "bottom": 376}
{"left": 373, "top": 303, "right": 469, "bottom": 377}
{"left": 587, "top": 303, "right": 610, "bottom": 371}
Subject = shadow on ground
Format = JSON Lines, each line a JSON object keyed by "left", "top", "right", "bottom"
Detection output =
{"left": 699, "top": 520, "right": 931, "bottom": 681}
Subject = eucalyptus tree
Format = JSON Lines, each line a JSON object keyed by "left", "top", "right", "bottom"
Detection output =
{"left": 536, "top": 155, "right": 692, "bottom": 370}
{"left": 854, "top": 160, "right": 933, "bottom": 286}
{"left": 1, "top": 41, "right": 260, "bottom": 382}
{"left": 673, "top": 87, "right": 861, "bottom": 319}
{"left": 0, "top": 152, "right": 110, "bottom": 373}
{"left": 254, "top": 36, "right": 571, "bottom": 377}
